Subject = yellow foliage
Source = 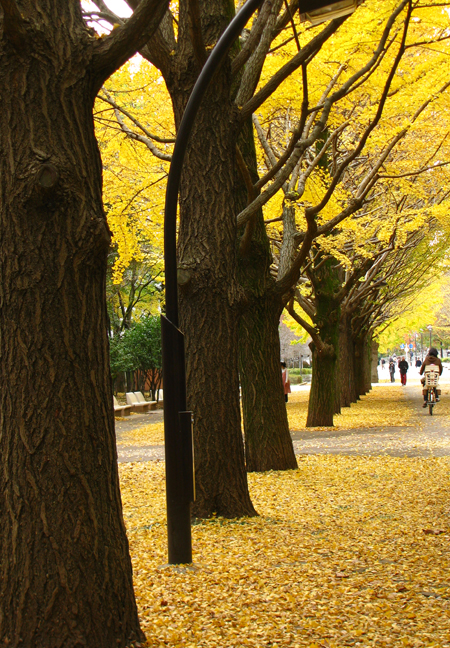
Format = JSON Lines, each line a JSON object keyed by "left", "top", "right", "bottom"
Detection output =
{"left": 255, "top": 0, "right": 450, "bottom": 276}
{"left": 377, "top": 275, "right": 448, "bottom": 352}
{"left": 95, "top": 59, "right": 174, "bottom": 282}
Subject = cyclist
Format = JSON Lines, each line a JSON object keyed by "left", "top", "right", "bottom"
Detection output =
{"left": 419, "top": 347, "right": 442, "bottom": 407}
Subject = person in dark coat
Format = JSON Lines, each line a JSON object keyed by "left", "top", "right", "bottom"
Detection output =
{"left": 398, "top": 356, "right": 409, "bottom": 386}
{"left": 419, "top": 348, "right": 443, "bottom": 407}
{"left": 389, "top": 358, "right": 395, "bottom": 382}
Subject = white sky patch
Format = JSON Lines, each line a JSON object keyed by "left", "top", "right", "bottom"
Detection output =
{"left": 81, "top": 1, "right": 152, "bottom": 72}
{"left": 104, "top": 0, "right": 132, "bottom": 17}
{"left": 81, "top": 0, "right": 132, "bottom": 34}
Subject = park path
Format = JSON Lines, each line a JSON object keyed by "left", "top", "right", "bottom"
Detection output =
{"left": 292, "top": 381, "right": 450, "bottom": 458}
{"left": 116, "top": 370, "right": 450, "bottom": 462}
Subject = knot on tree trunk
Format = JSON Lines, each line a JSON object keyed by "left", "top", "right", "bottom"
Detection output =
{"left": 36, "top": 163, "right": 59, "bottom": 190}
{"left": 317, "top": 342, "right": 335, "bottom": 359}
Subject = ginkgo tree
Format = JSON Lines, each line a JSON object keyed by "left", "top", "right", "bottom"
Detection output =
{"left": 93, "top": 0, "right": 351, "bottom": 514}
{"left": 96, "top": 0, "right": 450, "bottom": 491}
{"left": 0, "top": 0, "right": 168, "bottom": 645}
{"left": 251, "top": 0, "right": 450, "bottom": 432}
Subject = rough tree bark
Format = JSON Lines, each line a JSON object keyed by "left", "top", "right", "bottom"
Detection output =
{"left": 338, "top": 310, "right": 357, "bottom": 407}
{"left": 0, "top": 0, "right": 167, "bottom": 644}
{"left": 306, "top": 259, "right": 341, "bottom": 427}
{"left": 239, "top": 291, "right": 298, "bottom": 471}
{"left": 163, "top": 2, "right": 256, "bottom": 517}
{"left": 354, "top": 334, "right": 371, "bottom": 397}
{"left": 237, "top": 123, "right": 297, "bottom": 473}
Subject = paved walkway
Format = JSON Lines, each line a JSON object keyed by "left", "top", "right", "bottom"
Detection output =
{"left": 116, "top": 371, "right": 450, "bottom": 463}
{"left": 292, "top": 384, "right": 450, "bottom": 458}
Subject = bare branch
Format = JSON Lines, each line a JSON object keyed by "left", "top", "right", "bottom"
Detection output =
{"left": 109, "top": 101, "right": 173, "bottom": 161}
{"left": 86, "top": 0, "right": 124, "bottom": 24}
{"left": 287, "top": 299, "right": 325, "bottom": 351}
{"left": 305, "top": 0, "right": 412, "bottom": 219}
{"left": 232, "top": 0, "right": 279, "bottom": 75}
{"left": 275, "top": 208, "right": 318, "bottom": 294}
{"left": 239, "top": 17, "right": 345, "bottom": 122}
{"left": 235, "top": 0, "right": 284, "bottom": 108}
{"left": 188, "top": 0, "right": 207, "bottom": 66}
{"left": 253, "top": 115, "right": 278, "bottom": 167}
{"left": 99, "top": 91, "right": 175, "bottom": 143}
{"left": 91, "top": 0, "right": 169, "bottom": 93}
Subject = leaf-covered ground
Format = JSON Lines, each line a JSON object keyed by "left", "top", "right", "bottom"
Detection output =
{"left": 287, "top": 386, "right": 416, "bottom": 433}
{"left": 117, "top": 385, "right": 420, "bottom": 448}
{"left": 117, "top": 384, "right": 450, "bottom": 646}
{"left": 121, "top": 456, "right": 450, "bottom": 647}
{"left": 117, "top": 420, "right": 165, "bottom": 446}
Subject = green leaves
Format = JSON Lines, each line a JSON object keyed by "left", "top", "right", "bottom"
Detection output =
{"left": 110, "top": 315, "right": 162, "bottom": 376}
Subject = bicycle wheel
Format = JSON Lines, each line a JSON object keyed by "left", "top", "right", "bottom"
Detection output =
{"left": 429, "top": 403, "right": 434, "bottom": 415}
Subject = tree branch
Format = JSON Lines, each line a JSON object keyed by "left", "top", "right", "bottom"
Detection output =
{"left": 231, "top": 0, "right": 279, "bottom": 75}
{"left": 86, "top": 0, "right": 124, "bottom": 25}
{"left": 239, "top": 17, "right": 345, "bottom": 122}
{"left": 236, "top": 145, "right": 259, "bottom": 256}
{"left": 235, "top": 0, "right": 284, "bottom": 108}
{"left": 140, "top": 10, "right": 176, "bottom": 78}
{"left": 91, "top": 0, "right": 169, "bottom": 94}
{"left": 287, "top": 299, "right": 325, "bottom": 352}
{"left": 188, "top": 0, "right": 207, "bottom": 66}
{"left": 99, "top": 91, "right": 176, "bottom": 144}
{"left": 275, "top": 208, "right": 317, "bottom": 295}
{"left": 305, "top": 0, "right": 412, "bottom": 220}
{"left": 110, "top": 102, "right": 173, "bottom": 161}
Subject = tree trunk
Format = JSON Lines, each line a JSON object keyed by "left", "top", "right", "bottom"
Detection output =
{"left": 239, "top": 294, "right": 298, "bottom": 471}
{"left": 333, "top": 353, "right": 341, "bottom": 415}
{"left": 237, "top": 122, "right": 297, "bottom": 472}
{"left": 306, "top": 304, "right": 340, "bottom": 427}
{"left": 306, "top": 342, "right": 337, "bottom": 427}
{"left": 168, "top": 45, "right": 256, "bottom": 517}
{"left": 0, "top": 27, "right": 143, "bottom": 647}
{"left": 338, "top": 310, "right": 356, "bottom": 407}
{"left": 364, "top": 334, "right": 372, "bottom": 393}
{"left": 354, "top": 335, "right": 370, "bottom": 397}
{"left": 371, "top": 340, "right": 379, "bottom": 385}
{"left": 306, "top": 261, "right": 340, "bottom": 427}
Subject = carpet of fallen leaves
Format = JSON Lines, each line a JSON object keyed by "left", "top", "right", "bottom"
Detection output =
{"left": 117, "top": 421, "right": 165, "bottom": 447}
{"left": 287, "top": 386, "right": 416, "bottom": 432}
{"left": 117, "top": 385, "right": 416, "bottom": 448}
{"left": 120, "top": 454, "right": 450, "bottom": 647}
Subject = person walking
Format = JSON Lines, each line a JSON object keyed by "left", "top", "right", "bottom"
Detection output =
{"left": 281, "top": 361, "right": 291, "bottom": 403}
{"left": 389, "top": 357, "right": 396, "bottom": 382}
{"left": 398, "top": 356, "right": 408, "bottom": 385}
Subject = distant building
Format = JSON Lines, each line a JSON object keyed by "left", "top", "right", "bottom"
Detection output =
{"left": 279, "top": 318, "right": 311, "bottom": 367}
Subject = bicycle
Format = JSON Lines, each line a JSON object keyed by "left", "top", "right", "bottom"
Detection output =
{"left": 423, "top": 366, "right": 440, "bottom": 415}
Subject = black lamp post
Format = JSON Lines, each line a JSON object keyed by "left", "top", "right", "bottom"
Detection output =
{"left": 161, "top": 0, "right": 267, "bottom": 566}
{"left": 162, "top": 0, "right": 362, "bottom": 565}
